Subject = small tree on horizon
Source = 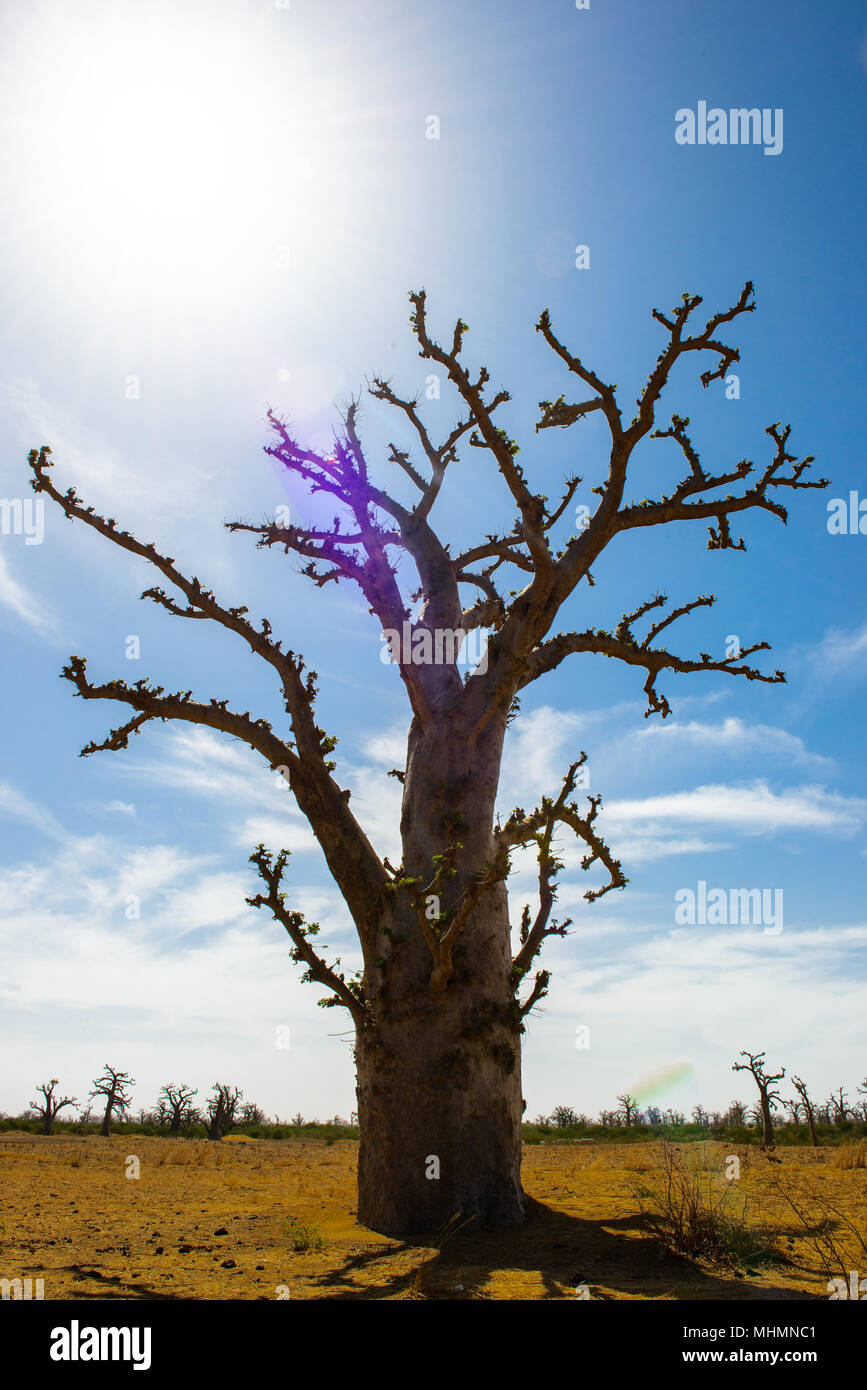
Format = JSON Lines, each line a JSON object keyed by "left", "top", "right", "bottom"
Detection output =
{"left": 828, "top": 1086, "right": 850, "bottom": 1126}
{"left": 157, "top": 1083, "right": 198, "bottom": 1134}
{"left": 725, "top": 1099, "right": 748, "bottom": 1128}
{"left": 732, "top": 1050, "right": 784, "bottom": 1149}
{"left": 549, "top": 1104, "right": 580, "bottom": 1128}
{"left": 791, "top": 1076, "right": 819, "bottom": 1146}
{"left": 239, "top": 1101, "right": 268, "bottom": 1126}
{"left": 616, "top": 1093, "right": 639, "bottom": 1126}
{"left": 205, "top": 1083, "right": 243, "bottom": 1141}
{"left": 30, "top": 1080, "right": 78, "bottom": 1136}
{"left": 89, "top": 1065, "right": 134, "bottom": 1137}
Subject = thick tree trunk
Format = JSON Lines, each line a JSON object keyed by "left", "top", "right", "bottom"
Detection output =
{"left": 355, "top": 712, "right": 526, "bottom": 1237}
{"left": 355, "top": 908, "right": 525, "bottom": 1236}
{"left": 42, "top": 1114, "right": 53, "bottom": 1136}
{"left": 760, "top": 1095, "right": 775, "bottom": 1148}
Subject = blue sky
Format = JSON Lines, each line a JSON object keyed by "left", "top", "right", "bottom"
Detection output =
{"left": 1, "top": 0, "right": 865, "bottom": 1124}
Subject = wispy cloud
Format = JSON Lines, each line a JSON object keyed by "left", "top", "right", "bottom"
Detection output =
{"left": 811, "top": 622, "right": 867, "bottom": 679}
{"left": 602, "top": 781, "right": 865, "bottom": 836}
{"left": 125, "top": 729, "right": 317, "bottom": 853}
{"left": 636, "top": 717, "right": 833, "bottom": 771}
{"left": 1, "top": 377, "right": 208, "bottom": 523}
{"left": 0, "top": 552, "right": 54, "bottom": 634}
{"left": 0, "top": 780, "right": 69, "bottom": 841}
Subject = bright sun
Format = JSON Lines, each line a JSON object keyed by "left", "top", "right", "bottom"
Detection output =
{"left": 8, "top": 1, "right": 353, "bottom": 320}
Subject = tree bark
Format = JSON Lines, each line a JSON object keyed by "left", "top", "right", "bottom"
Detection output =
{"left": 760, "top": 1094, "right": 775, "bottom": 1148}
{"left": 355, "top": 905, "right": 525, "bottom": 1235}
{"left": 355, "top": 714, "right": 526, "bottom": 1237}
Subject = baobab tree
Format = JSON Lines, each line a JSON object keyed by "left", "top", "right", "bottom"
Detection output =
{"left": 157, "top": 1083, "right": 198, "bottom": 1134}
{"left": 89, "top": 1065, "right": 134, "bottom": 1137}
{"left": 725, "top": 1099, "right": 748, "bottom": 1128}
{"left": 239, "top": 1101, "right": 268, "bottom": 1126}
{"left": 548, "top": 1104, "right": 580, "bottom": 1128}
{"left": 28, "top": 282, "right": 825, "bottom": 1235}
{"left": 617, "top": 1093, "right": 639, "bottom": 1126}
{"left": 205, "top": 1083, "right": 243, "bottom": 1141}
{"left": 828, "top": 1086, "right": 850, "bottom": 1126}
{"left": 791, "top": 1075, "right": 819, "bottom": 1147}
{"left": 30, "top": 1079, "right": 78, "bottom": 1136}
{"left": 732, "top": 1050, "right": 785, "bottom": 1149}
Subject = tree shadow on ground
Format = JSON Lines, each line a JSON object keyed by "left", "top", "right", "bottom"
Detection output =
{"left": 65, "top": 1265, "right": 185, "bottom": 1300}
{"left": 312, "top": 1198, "right": 826, "bottom": 1301}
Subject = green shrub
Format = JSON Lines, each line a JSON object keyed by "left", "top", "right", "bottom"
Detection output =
{"left": 283, "top": 1219, "right": 326, "bottom": 1252}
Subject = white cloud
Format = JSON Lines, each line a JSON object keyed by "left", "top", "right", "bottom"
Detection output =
{"left": 811, "top": 622, "right": 867, "bottom": 677}
{"left": 1, "top": 377, "right": 210, "bottom": 526}
{"left": 0, "top": 780, "right": 69, "bottom": 841}
{"left": 636, "top": 717, "right": 833, "bottom": 770}
{"left": 603, "top": 781, "right": 864, "bottom": 836}
{"left": 0, "top": 552, "right": 54, "bottom": 633}
{"left": 360, "top": 722, "right": 407, "bottom": 768}
{"left": 124, "top": 728, "right": 319, "bottom": 853}
{"left": 501, "top": 705, "right": 589, "bottom": 803}
{"left": 236, "top": 816, "right": 317, "bottom": 853}
{"left": 600, "top": 834, "right": 727, "bottom": 865}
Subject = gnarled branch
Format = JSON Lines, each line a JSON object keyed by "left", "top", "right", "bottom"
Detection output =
{"left": 247, "top": 845, "right": 368, "bottom": 1028}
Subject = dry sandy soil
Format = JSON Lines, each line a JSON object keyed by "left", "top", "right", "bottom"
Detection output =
{"left": 1, "top": 1134, "right": 864, "bottom": 1300}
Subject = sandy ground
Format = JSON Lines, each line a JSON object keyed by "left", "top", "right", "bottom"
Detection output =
{"left": 0, "top": 1134, "right": 864, "bottom": 1300}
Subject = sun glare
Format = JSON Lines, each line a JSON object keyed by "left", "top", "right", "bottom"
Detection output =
{"left": 7, "top": 2, "right": 354, "bottom": 320}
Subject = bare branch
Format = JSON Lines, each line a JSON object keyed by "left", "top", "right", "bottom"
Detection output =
{"left": 499, "top": 758, "right": 627, "bottom": 941}
{"left": 520, "top": 591, "right": 784, "bottom": 717}
{"left": 247, "top": 845, "right": 367, "bottom": 1027}
{"left": 518, "top": 969, "right": 551, "bottom": 1018}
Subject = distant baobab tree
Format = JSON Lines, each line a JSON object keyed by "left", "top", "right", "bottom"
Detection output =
{"left": 725, "top": 1100, "right": 748, "bottom": 1127}
{"left": 549, "top": 1104, "right": 580, "bottom": 1128}
{"left": 239, "top": 1102, "right": 268, "bottom": 1126}
{"left": 828, "top": 1086, "right": 850, "bottom": 1126}
{"left": 157, "top": 1083, "right": 198, "bottom": 1134}
{"left": 89, "top": 1065, "right": 134, "bottom": 1137}
{"left": 205, "top": 1084, "right": 243, "bottom": 1141}
{"left": 617, "top": 1093, "right": 639, "bottom": 1126}
{"left": 732, "top": 1050, "right": 784, "bottom": 1149}
{"left": 30, "top": 1079, "right": 78, "bottom": 1136}
{"left": 791, "top": 1076, "right": 819, "bottom": 1147}
{"left": 29, "top": 281, "right": 826, "bottom": 1235}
